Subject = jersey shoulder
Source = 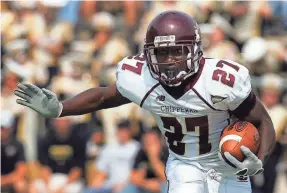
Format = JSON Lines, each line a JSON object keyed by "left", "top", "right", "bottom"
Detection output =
{"left": 202, "top": 58, "right": 252, "bottom": 110}
{"left": 116, "top": 54, "right": 158, "bottom": 105}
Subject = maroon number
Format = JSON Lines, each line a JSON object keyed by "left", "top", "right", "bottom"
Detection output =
{"left": 160, "top": 116, "right": 210, "bottom": 156}
{"left": 212, "top": 69, "right": 235, "bottom": 88}
{"left": 127, "top": 54, "right": 145, "bottom": 61}
{"left": 212, "top": 60, "right": 239, "bottom": 87}
{"left": 134, "top": 54, "right": 145, "bottom": 61}
{"left": 161, "top": 117, "right": 185, "bottom": 155}
{"left": 123, "top": 54, "right": 145, "bottom": 75}
{"left": 122, "top": 62, "right": 143, "bottom": 75}
{"left": 216, "top": 60, "right": 239, "bottom": 71}
{"left": 185, "top": 116, "right": 211, "bottom": 154}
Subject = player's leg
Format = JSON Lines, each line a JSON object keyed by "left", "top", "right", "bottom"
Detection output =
{"left": 218, "top": 175, "right": 251, "bottom": 193}
{"left": 165, "top": 156, "right": 207, "bottom": 193}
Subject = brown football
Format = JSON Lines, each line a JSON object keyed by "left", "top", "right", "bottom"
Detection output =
{"left": 219, "top": 121, "right": 260, "bottom": 167}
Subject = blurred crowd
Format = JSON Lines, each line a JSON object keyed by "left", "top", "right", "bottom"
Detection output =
{"left": 1, "top": 1, "right": 287, "bottom": 193}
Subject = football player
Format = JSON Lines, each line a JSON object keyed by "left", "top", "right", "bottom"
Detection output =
{"left": 14, "top": 11, "right": 275, "bottom": 193}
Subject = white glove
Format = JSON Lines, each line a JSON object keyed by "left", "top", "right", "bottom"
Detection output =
{"left": 221, "top": 146, "right": 264, "bottom": 176}
{"left": 14, "top": 83, "right": 63, "bottom": 118}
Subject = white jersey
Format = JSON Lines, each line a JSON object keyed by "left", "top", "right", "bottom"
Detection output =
{"left": 116, "top": 54, "right": 251, "bottom": 167}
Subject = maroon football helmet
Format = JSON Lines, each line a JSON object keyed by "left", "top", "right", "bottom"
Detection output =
{"left": 144, "top": 11, "right": 203, "bottom": 87}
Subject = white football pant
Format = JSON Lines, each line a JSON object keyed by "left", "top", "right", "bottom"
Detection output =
{"left": 165, "top": 155, "right": 251, "bottom": 193}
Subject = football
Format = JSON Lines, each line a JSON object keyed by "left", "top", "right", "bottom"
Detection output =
{"left": 219, "top": 121, "right": 260, "bottom": 167}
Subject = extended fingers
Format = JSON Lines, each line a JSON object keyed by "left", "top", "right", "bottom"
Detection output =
{"left": 16, "top": 99, "right": 32, "bottom": 109}
{"left": 17, "top": 83, "right": 39, "bottom": 96}
{"left": 42, "top": 88, "right": 56, "bottom": 99}
{"left": 23, "top": 83, "right": 42, "bottom": 94}
{"left": 17, "top": 83, "right": 30, "bottom": 93}
{"left": 14, "top": 90, "right": 32, "bottom": 102}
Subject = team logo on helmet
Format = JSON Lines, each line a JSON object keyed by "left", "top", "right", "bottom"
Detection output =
{"left": 154, "top": 35, "right": 176, "bottom": 46}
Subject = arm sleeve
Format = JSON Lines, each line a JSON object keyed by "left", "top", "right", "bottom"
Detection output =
{"left": 115, "top": 56, "right": 150, "bottom": 106}
{"left": 231, "top": 90, "right": 256, "bottom": 119}
{"left": 226, "top": 65, "right": 252, "bottom": 111}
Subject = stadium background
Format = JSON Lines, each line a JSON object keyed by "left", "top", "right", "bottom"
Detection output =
{"left": 1, "top": 1, "right": 287, "bottom": 193}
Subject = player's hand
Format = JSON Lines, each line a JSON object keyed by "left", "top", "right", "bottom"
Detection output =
{"left": 14, "top": 83, "right": 63, "bottom": 118}
{"left": 224, "top": 146, "right": 263, "bottom": 176}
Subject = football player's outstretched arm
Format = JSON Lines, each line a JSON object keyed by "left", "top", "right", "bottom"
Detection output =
{"left": 14, "top": 83, "right": 131, "bottom": 118}
{"left": 60, "top": 84, "right": 131, "bottom": 116}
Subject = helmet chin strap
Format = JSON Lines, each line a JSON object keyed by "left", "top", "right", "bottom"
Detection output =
{"left": 160, "top": 71, "right": 187, "bottom": 81}
{"left": 160, "top": 57, "right": 200, "bottom": 87}
{"left": 160, "top": 71, "right": 187, "bottom": 87}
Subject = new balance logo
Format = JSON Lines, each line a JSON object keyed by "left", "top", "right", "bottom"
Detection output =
{"left": 156, "top": 95, "right": 165, "bottom": 101}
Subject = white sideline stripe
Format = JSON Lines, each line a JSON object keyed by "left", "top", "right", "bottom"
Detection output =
{"left": 219, "top": 135, "right": 242, "bottom": 152}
